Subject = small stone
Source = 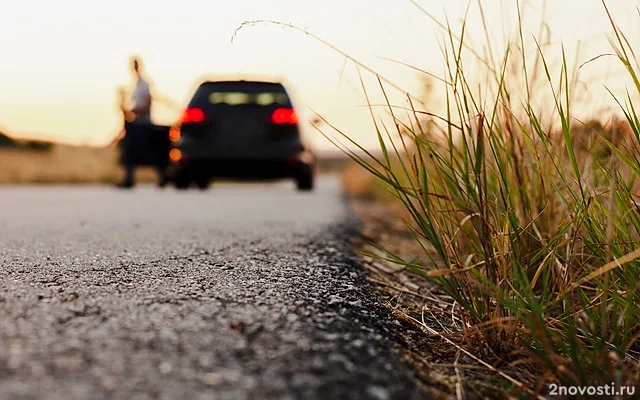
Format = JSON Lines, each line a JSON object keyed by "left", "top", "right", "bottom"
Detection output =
{"left": 159, "top": 362, "right": 172, "bottom": 374}
{"left": 291, "top": 373, "right": 320, "bottom": 389}
{"left": 311, "top": 356, "right": 327, "bottom": 371}
{"left": 65, "top": 293, "right": 79, "bottom": 302}
{"left": 230, "top": 321, "right": 246, "bottom": 334}
{"left": 201, "top": 373, "right": 221, "bottom": 386}
{"left": 100, "top": 376, "right": 119, "bottom": 391}
{"left": 367, "top": 385, "right": 390, "bottom": 400}
{"left": 291, "top": 375, "right": 307, "bottom": 389}
{"left": 198, "top": 355, "right": 213, "bottom": 368}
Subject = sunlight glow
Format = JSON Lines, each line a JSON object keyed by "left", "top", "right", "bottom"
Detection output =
{"left": 0, "top": 0, "right": 637, "bottom": 152}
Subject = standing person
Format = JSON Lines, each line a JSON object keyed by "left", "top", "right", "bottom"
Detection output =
{"left": 118, "top": 56, "right": 156, "bottom": 188}
{"left": 130, "top": 57, "right": 152, "bottom": 124}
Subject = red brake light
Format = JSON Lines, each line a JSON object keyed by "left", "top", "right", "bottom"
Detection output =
{"left": 181, "top": 107, "right": 205, "bottom": 124}
{"left": 271, "top": 108, "right": 298, "bottom": 125}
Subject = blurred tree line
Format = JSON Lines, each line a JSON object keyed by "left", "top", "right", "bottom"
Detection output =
{"left": 0, "top": 131, "right": 53, "bottom": 152}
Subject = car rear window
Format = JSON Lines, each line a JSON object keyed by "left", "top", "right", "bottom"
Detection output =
{"left": 190, "top": 81, "right": 293, "bottom": 108}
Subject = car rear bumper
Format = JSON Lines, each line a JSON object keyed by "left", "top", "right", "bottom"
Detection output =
{"left": 170, "top": 157, "right": 314, "bottom": 180}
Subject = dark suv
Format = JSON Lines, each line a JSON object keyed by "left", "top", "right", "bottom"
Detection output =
{"left": 167, "top": 78, "right": 316, "bottom": 191}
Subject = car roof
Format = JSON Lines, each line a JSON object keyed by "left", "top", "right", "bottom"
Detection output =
{"left": 186, "top": 74, "right": 305, "bottom": 113}
{"left": 197, "top": 73, "right": 287, "bottom": 86}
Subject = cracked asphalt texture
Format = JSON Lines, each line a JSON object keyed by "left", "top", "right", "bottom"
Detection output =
{"left": 0, "top": 176, "right": 426, "bottom": 400}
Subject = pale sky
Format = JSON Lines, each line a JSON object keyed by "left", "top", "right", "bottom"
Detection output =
{"left": 0, "top": 0, "right": 637, "bottom": 152}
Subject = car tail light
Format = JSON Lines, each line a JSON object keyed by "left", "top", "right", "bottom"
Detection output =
{"left": 285, "top": 156, "right": 298, "bottom": 166}
{"left": 271, "top": 108, "right": 298, "bottom": 125}
{"left": 181, "top": 107, "right": 205, "bottom": 124}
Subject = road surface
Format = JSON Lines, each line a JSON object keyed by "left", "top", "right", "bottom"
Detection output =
{"left": 0, "top": 176, "right": 426, "bottom": 400}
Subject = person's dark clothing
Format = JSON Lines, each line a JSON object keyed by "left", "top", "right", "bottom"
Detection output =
{"left": 119, "top": 121, "right": 169, "bottom": 188}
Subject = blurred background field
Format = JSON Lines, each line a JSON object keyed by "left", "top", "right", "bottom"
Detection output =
{"left": 0, "top": 145, "right": 162, "bottom": 185}
{"left": 0, "top": 131, "right": 148, "bottom": 184}
{"left": 0, "top": 145, "right": 116, "bottom": 185}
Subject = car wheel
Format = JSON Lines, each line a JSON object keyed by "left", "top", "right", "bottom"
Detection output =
{"left": 296, "top": 166, "right": 314, "bottom": 192}
{"left": 171, "top": 165, "right": 191, "bottom": 190}
{"left": 173, "top": 173, "right": 190, "bottom": 190}
{"left": 196, "top": 177, "right": 210, "bottom": 191}
{"left": 175, "top": 180, "right": 190, "bottom": 190}
{"left": 157, "top": 170, "right": 169, "bottom": 189}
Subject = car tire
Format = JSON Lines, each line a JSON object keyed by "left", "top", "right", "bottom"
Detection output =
{"left": 173, "top": 173, "right": 190, "bottom": 190}
{"left": 157, "top": 170, "right": 169, "bottom": 189}
{"left": 296, "top": 165, "right": 314, "bottom": 192}
{"left": 196, "top": 177, "right": 210, "bottom": 191}
{"left": 172, "top": 165, "right": 191, "bottom": 190}
{"left": 175, "top": 180, "right": 190, "bottom": 190}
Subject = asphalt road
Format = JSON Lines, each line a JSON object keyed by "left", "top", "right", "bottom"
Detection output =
{"left": 0, "top": 176, "right": 426, "bottom": 400}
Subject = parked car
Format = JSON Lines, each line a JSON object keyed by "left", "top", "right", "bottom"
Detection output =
{"left": 167, "top": 76, "right": 316, "bottom": 191}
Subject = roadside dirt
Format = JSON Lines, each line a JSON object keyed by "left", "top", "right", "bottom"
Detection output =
{"left": 350, "top": 200, "right": 517, "bottom": 400}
